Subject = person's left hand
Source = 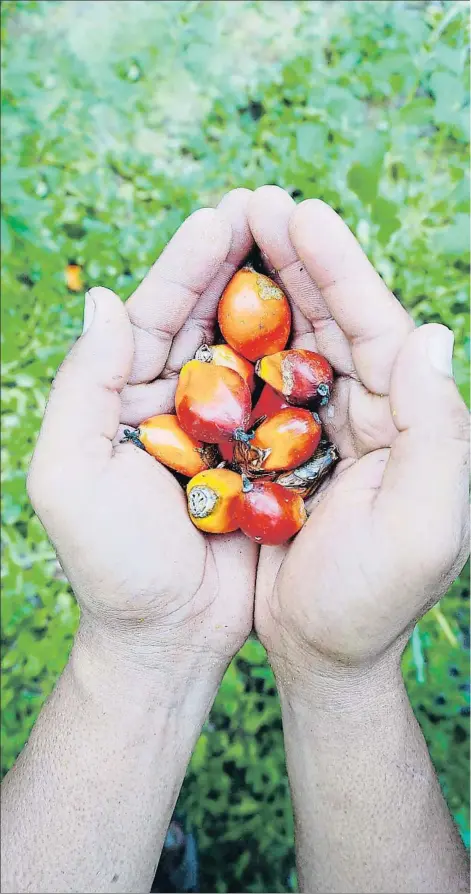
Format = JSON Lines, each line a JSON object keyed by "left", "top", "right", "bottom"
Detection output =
{"left": 28, "top": 189, "right": 258, "bottom": 681}
{"left": 248, "top": 185, "right": 469, "bottom": 692}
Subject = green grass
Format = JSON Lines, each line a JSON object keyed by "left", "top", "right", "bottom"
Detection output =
{"left": 1, "top": 2, "right": 469, "bottom": 890}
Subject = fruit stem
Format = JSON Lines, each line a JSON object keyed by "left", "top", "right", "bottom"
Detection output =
{"left": 241, "top": 474, "right": 254, "bottom": 494}
{"left": 317, "top": 383, "right": 330, "bottom": 406}
{"left": 234, "top": 427, "right": 254, "bottom": 444}
{"left": 120, "top": 428, "right": 145, "bottom": 451}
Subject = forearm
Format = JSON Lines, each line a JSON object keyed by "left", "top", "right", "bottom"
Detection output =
{"left": 1, "top": 624, "right": 220, "bottom": 894}
{"left": 277, "top": 661, "right": 469, "bottom": 894}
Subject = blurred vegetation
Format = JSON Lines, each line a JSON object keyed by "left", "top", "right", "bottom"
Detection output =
{"left": 1, "top": 1, "right": 469, "bottom": 891}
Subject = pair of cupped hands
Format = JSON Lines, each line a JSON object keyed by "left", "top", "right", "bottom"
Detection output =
{"left": 28, "top": 186, "right": 469, "bottom": 698}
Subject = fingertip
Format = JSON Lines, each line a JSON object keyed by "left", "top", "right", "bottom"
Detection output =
{"left": 248, "top": 185, "right": 296, "bottom": 270}
{"left": 82, "top": 286, "right": 128, "bottom": 332}
{"left": 218, "top": 186, "right": 253, "bottom": 206}
{"left": 289, "top": 198, "right": 337, "bottom": 242}
{"left": 217, "top": 188, "right": 254, "bottom": 264}
{"left": 86, "top": 285, "right": 122, "bottom": 311}
{"left": 390, "top": 324, "right": 466, "bottom": 436}
{"left": 413, "top": 323, "right": 454, "bottom": 378}
{"left": 183, "top": 206, "right": 232, "bottom": 265}
{"left": 249, "top": 184, "right": 295, "bottom": 221}
{"left": 77, "top": 285, "right": 133, "bottom": 387}
{"left": 251, "top": 184, "right": 290, "bottom": 203}
{"left": 87, "top": 285, "right": 120, "bottom": 300}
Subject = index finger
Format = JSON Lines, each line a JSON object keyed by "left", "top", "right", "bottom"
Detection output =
{"left": 126, "top": 208, "right": 231, "bottom": 384}
{"left": 289, "top": 200, "right": 414, "bottom": 394}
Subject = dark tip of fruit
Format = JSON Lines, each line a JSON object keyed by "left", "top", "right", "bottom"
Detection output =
{"left": 234, "top": 427, "right": 254, "bottom": 444}
{"left": 317, "top": 383, "right": 330, "bottom": 406}
{"left": 120, "top": 428, "right": 144, "bottom": 450}
{"left": 241, "top": 474, "right": 254, "bottom": 493}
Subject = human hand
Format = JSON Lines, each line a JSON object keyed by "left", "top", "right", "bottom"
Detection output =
{"left": 28, "top": 190, "right": 258, "bottom": 681}
{"left": 249, "top": 186, "right": 469, "bottom": 695}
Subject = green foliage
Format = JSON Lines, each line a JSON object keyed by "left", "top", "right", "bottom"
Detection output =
{"left": 1, "top": 1, "right": 469, "bottom": 890}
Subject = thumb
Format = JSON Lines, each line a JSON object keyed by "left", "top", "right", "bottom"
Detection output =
{"left": 379, "top": 324, "right": 469, "bottom": 559}
{"left": 31, "top": 288, "right": 134, "bottom": 485}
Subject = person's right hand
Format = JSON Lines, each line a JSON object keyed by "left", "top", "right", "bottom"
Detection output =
{"left": 27, "top": 190, "right": 258, "bottom": 683}
{"left": 249, "top": 187, "right": 469, "bottom": 694}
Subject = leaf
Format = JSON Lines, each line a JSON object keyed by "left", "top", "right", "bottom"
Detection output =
{"left": 347, "top": 163, "right": 377, "bottom": 205}
{"left": 347, "top": 133, "right": 388, "bottom": 205}
{"left": 296, "top": 122, "right": 325, "bottom": 163}
{"left": 1, "top": 216, "right": 12, "bottom": 254}
{"left": 430, "top": 215, "right": 470, "bottom": 258}
{"left": 373, "top": 197, "right": 401, "bottom": 245}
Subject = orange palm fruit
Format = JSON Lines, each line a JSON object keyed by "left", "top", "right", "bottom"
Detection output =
{"left": 218, "top": 268, "right": 291, "bottom": 361}
{"left": 256, "top": 349, "right": 333, "bottom": 407}
{"left": 176, "top": 360, "right": 251, "bottom": 443}
{"left": 65, "top": 263, "right": 83, "bottom": 292}
{"left": 187, "top": 468, "right": 243, "bottom": 533}
{"left": 121, "top": 414, "right": 214, "bottom": 477}
{"left": 236, "top": 408, "right": 322, "bottom": 474}
{"left": 239, "top": 477, "right": 307, "bottom": 545}
{"left": 195, "top": 343, "right": 255, "bottom": 392}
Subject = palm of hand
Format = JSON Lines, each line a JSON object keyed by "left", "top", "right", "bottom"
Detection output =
{"left": 72, "top": 446, "right": 255, "bottom": 662}
{"left": 256, "top": 387, "right": 400, "bottom": 667}
{"left": 111, "top": 200, "right": 258, "bottom": 660}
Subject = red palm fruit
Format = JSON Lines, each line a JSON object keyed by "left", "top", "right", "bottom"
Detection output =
{"left": 241, "top": 408, "right": 322, "bottom": 473}
{"left": 249, "top": 384, "right": 290, "bottom": 427}
{"left": 195, "top": 343, "right": 255, "bottom": 392}
{"left": 218, "top": 268, "right": 291, "bottom": 361}
{"left": 239, "top": 477, "right": 307, "bottom": 545}
{"left": 176, "top": 360, "right": 251, "bottom": 443}
{"left": 256, "top": 349, "right": 333, "bottom": 407}
{"left": 218, "top": 441, "right": 235, "bottom": 464}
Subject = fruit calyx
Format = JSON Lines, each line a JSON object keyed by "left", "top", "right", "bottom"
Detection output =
{"left": 194, "top": 344, "right": 213, "bottom": 363}
{"left": 256, "top": 274, "right": 284, "bottom": 302}
{"left": 276, "top": 440, "right": 339, "bottom": 498}
{"left": 233, "top": 426, "right": 272, "bottom": 476}
{"left": 121, "top": 428, "right": 145, "bottom": 451}
{"left": 188, "top": 485, "right": 218, "bottom": 519}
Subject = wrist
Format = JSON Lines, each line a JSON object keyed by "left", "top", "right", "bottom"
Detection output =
{"left": 71, "top": 619, "right": 223, "bottom": 724}
{"left": 270, "top": 645, "right": 405, "bottom": 717}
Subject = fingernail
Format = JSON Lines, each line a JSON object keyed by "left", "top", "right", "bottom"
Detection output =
{"left": 82, "top": 291, "right": 96, "bottom": 334}
{"left": 426, "top": 326, "right": 454, "bottom": 377}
